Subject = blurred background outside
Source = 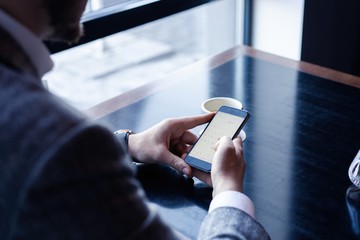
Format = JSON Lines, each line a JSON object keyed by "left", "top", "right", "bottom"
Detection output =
{"left": 44, "top": 0, "right": 304, "bottom": 110}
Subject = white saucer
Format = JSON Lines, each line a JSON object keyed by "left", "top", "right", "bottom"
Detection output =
{"left": 239, "top": 129, "right": 247, "bottom": 142}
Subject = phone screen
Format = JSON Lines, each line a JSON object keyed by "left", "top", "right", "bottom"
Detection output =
{"left": 188, "top": 110, "right": 246, "bottom": 164}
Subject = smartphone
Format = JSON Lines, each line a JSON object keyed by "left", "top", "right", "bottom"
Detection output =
{"left": 185, "top": 106, "right": 250, "bottom": 172}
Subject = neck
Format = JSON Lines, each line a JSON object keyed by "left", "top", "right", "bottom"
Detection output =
{"left": 0, "top": 26, "right": 38, "bottom": 77}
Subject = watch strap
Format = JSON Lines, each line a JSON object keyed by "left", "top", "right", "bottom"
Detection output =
{"left": 114, "top": 129, "right": 133, "bottom": 151}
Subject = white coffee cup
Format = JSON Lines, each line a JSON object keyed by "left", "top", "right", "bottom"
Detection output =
{"left": 200, "top": 97, "right": 247, "bottom": 141}
{"left": 201, "top": 97, "right": 243, "bottom": 113}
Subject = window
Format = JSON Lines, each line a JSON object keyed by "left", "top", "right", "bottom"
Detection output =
{"left": 44, "top": 0, "right": 243, "bottom": 110}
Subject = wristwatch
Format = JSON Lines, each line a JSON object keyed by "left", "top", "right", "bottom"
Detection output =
{"left": 114, "top": 129, "right": 133, "bottom": 151}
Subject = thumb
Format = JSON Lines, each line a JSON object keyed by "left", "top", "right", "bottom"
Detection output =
{"left": 212, "top": 136, "right": 233, "bottom": 166}
{"left": 214, "top": 136, "right": 232, "bottom": 152}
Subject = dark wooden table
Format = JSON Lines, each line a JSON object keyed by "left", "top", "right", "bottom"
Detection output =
{"left": 86, "top": 46, "right": 360, "bottom": 240}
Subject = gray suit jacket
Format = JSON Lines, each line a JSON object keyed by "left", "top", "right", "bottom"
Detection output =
{"left": 0, "top": 26, "right": 270, "bottom": 240}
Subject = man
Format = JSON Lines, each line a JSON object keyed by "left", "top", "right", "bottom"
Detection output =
{"left": 0, "top": 0, "right": 270, "bottom": 239}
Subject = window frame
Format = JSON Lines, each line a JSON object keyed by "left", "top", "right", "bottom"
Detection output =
{"left": 45, "top": 0, "right": 216, "bottom": 53}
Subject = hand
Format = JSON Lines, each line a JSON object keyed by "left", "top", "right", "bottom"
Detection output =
{"left": 128, "top": 113, "right": 215, "bottom": 177}
{"left": 211, "top": 136, "right": 245, "bottom": 197}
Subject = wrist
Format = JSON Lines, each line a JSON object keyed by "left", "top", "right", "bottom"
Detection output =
{"left": 213, "top": 180, "right": 243, "bottom": 197}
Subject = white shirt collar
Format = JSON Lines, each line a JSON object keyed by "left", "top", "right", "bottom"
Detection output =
{"left": 0, "top": 9, "right": 53, "bottom": 78}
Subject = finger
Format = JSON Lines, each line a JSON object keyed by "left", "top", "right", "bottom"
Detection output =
{"left": 212, "top": 136, "right": 232, "bottom": 151}
{"left": 216, "top": 136, "right": 233, "bottom": 150}
{"left": 192, "top": 168, "right": 212, "bottom": 186}
{"left": 233, "top": 136, "right": 243, "bottom": 146}
{"left": 176, "top": 113, "right": 215, "bottom": 130}
{"left": 212, "top": 136, "right": 235, "bottom": 166}
{"left": 173, "top": 143, "right": 188, "bottom": 156}
{"left": 212, "top": 137, "right": 225, "bottom": 151}
{"left": 161, "top": 151, "right": 192, "bottom": 177}
{"left": 232, "top": 137, "right": 244, "bottom": 156}
{"left": 185, "top": 145, "right": 193, "bottom": 153}
{"left": 180, "top": 130, "right": 198, "bottom": 145}
{"left": 214, "top": 136, "right": 241, "bottom": 155}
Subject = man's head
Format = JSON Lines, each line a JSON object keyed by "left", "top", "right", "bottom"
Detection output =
{"left": 0, "top": 0, "right": 87, "bottom": 44}
{"left": 43, "top": 0, "right": 88, "bottom": 44}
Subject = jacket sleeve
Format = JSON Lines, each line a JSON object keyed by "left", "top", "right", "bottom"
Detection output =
{"left": 11, "top": 124, "right": 178, "bottom": 240}
{"left": 197, "top": 207, "right": 271, "bottom": 240}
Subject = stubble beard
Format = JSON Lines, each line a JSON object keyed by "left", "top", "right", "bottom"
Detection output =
{"left": 43, "top": 0, "right": 85, "bottom": 44}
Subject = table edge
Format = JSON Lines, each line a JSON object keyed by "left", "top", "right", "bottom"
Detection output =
{"left": 84, "top": 45, "right": 360, "bottom": 119}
